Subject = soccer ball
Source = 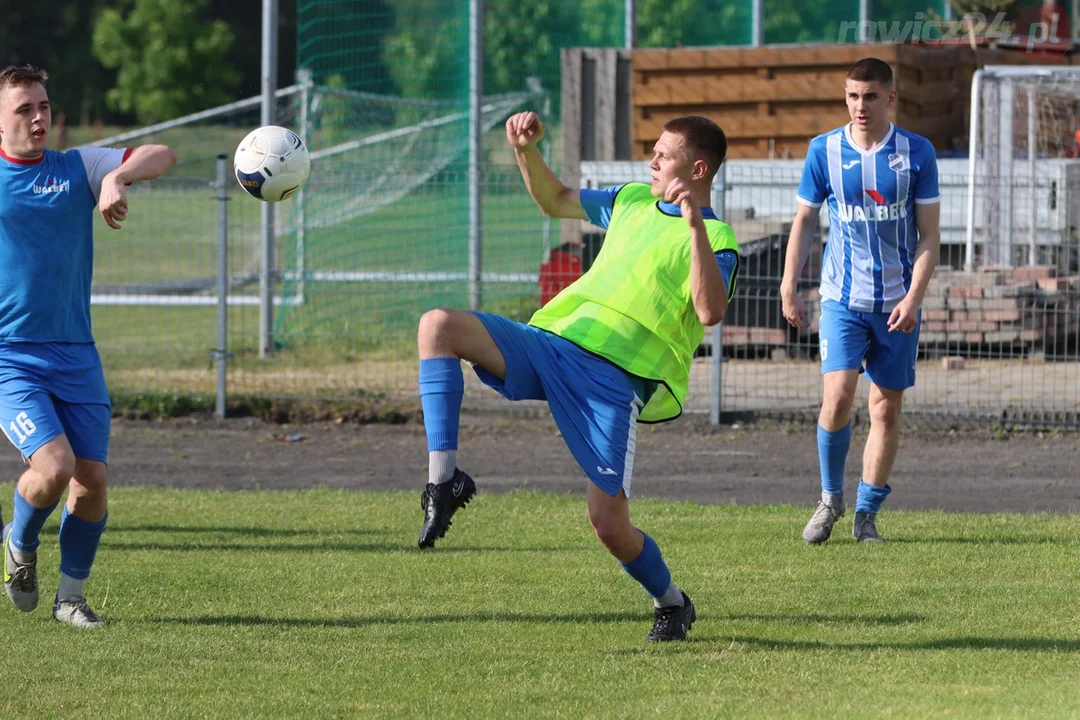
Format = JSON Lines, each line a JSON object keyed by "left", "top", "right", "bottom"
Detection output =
{"left": 234, "top": 125, "right": 311, "bottom": 202}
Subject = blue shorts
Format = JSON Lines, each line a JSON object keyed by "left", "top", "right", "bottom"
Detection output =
{"left": 471, "top": 312, "right": 651, "bottom": 498}
{"left": 0, "top": 343, "right": 111, "bottom": 463}
{"left": 819, "top": 300, "right": 921, "bottom": 391}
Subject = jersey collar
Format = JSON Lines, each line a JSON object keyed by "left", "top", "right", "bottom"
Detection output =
{"left": 0, "top": 146, "right": 45, "bottom": 165}
{"left": 657, "top": 201, "right": 718, "bottom": 221}
{"left": 844, "top": 122, "right": 894, "bottom": 157}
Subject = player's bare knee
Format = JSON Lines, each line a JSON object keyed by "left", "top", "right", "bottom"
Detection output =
{"left": 588, "top": 509, "right": 632, "bottom": 553}
{"left": 72, "top": 461, "right": 108, "bottom": 498}
{"left": 820, "top": 392, "right": 855, "bottom": 427}
{"left": 418, "top": 308, "right": 458, "bottom": 356}
{"left": 869, "top": 394, "right": 903, "bottom": 428}
{"left": 28, "top": 442, "right": 76, "bottom": 487}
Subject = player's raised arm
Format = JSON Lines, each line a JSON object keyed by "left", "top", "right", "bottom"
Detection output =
{"left": 98, "top": 144, "right": 177, "bottom": 229}
{"left": 507, "top": 112, "right": 587, "bottom": 221}
{"left": 109, "top": 144, "right": 178, "bottom": 185}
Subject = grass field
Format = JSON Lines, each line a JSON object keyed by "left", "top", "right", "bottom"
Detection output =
{"left": 1, "top": 487, "right": 1077, "bottom": 718}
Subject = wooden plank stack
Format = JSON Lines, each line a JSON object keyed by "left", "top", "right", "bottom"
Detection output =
{"left": 631, "top": 42, "right": 1070, "bottom": 160}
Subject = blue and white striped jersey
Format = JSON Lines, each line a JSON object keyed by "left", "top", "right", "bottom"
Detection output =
{"left": 796, "top": 123, "right": 939, "bottom": 313}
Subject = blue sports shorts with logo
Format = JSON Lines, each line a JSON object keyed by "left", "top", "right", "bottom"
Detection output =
{"left": 818, "top": 299, "right": 921, "bottom": 390}
{"left": 471, "top": 312, "right": 652, "bottom": 498}
{"left": 0, "top": 342, "right": 112, "bottom": 463}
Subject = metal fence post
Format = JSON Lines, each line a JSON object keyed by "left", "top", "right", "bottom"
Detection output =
{"left": 468, "top": 0, "right": 483, "bottom": 311}
{"left": 710, "top": 164, "right": 727, "bottom": 425}
{"left": 295, "top": 68, "right": 312, "bottom": 304}
{"left": 259, "top": 0, "right": 279, "bottom": 356}
{"left": 215, "top": 154, "right": 230, "bottom": 421}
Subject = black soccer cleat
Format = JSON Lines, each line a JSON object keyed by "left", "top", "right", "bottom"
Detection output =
{"left": 418, "top": 469, "right": 476, "bottom": 549}
{"left": 646, "top": 590, "right": 696, "bottom": 642}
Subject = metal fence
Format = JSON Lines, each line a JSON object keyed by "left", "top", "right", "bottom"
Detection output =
{"left": 582, "top": 159, "right": 1080, "bottom": 425}
{"left": 87, "top": 143, "right": 1080, "bottom": 426}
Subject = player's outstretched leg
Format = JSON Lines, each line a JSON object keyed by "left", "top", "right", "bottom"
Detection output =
{"left": 416, "top": 355, "right": 474, "bottom": 548}
{"left": 4, "top": 489, "right": 58, "bottom": 613}
{"left": 587, "top": 484, "right": 695, "bottom": 642}
{"left": 415, "top": 310, "right": 511, "bottom": 549}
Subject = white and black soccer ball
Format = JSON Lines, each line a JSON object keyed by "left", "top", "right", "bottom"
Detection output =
{"left": 234, "top": 125, "right": 311, "bottom": 202}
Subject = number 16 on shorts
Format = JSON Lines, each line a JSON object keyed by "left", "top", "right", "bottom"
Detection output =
{"left": 6, "top": 411, "right": 38, "bottom": 447}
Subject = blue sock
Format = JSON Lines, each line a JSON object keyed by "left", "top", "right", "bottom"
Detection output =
{"left": 818, "top": 423, "right": 851, "bottom": 496}
{"left": 620, "top": 532, "right": 672, "bottom": 599}
{"left": 856, "top": 480, "right": 892, "bottom": 513}
{"left": 418, "top": 358, "right": 464, "bottom": 452}
{"left": 9, "top": 490, "right": 58, "bottom": 553}
{"left": 58, "top": 508, "right": 108, "bottom": 580}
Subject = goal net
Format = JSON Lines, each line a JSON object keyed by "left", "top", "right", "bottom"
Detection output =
{"left": 969, "top": 66, "right": 1080, "bottom": 272}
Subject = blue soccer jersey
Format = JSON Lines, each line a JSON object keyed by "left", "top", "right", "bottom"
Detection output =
{"left": 796, "top": 124, "right": 939, "bottom": 314}
{"left": 0, "top": 146, "right": 130, "bottom": 342}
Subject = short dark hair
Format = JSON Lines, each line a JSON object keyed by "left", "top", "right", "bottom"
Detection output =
{"left": 0, "top": 65, "right": 48, "bottom": 96}
{"left": 662, "top": 116, "right": 727, "bottom": 181}
{"left": 846, "top": 58, "right": 893, "bottom": 86}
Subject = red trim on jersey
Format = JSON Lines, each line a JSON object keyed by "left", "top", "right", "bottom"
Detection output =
{"left": 0, "top": 146, "right": 45, "bottom": 165}
{"left": 121, "top": 147, "right": 134, "bottom": 185}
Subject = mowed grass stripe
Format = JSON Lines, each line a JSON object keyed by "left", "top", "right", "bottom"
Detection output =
{"left": 0, "top": 486, "right": 1077, "bottom": 718}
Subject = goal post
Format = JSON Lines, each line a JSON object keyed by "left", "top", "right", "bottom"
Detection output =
{"left": 966, "top": 65, "right": 1080, "bottom": 273}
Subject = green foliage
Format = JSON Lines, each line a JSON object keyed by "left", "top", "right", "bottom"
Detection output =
{"left": 762, "top": 0, "right": 861, "bottom": 44}
{"left": 578, "top": 0, "right": 629, "bottom": 46}
{"left": 381, "top": 0, "right": 626, "bottom": 100}
{"left": 381, "top": 0, "right": 466, "bottom": 100}
{"left": 91, "top": 0, "right": 240, "bottom": 124}
{"left": 484, "top": 0, "right": 578, "bottom": 94}
{"left": 638, "top": 0, "right": 750, "bottom": 47}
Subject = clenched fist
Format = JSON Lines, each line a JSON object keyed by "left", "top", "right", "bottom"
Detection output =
{"left": 506, "top": 112, "right": 545, "bottom": 150}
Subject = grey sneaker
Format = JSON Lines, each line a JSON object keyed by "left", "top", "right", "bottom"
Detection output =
{"left": 52, "top": 595, "right": 105, "bottom": 629}
{"left": 802, "top": 494, "right": 845, "bottom": 545}
{"left": 3, "top": 523, "right": 39, "bottom": 612}
{"left": 853, "top": 511, "right": 885, "bottom": 543}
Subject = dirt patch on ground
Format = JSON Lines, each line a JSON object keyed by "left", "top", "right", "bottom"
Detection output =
{"left": 3, "top": 413, "right": 1075, "bottom": 515}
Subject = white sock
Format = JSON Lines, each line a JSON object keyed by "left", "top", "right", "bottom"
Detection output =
{"left": 428, "top": 450, "right": 457, "bottom": 485}
{"left": 57, "top": 573, "right": 86, "bottom": 602}
{"left": 654, "top": 582, "right": 685, "bottom": 608}
{"left": 10, "top": 547, "right": 35, "bottom": 564}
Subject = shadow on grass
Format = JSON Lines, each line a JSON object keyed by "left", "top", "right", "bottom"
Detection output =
{"left": 726, "top": 635, "right": 1080, "bottom": 653}
{"left": 104, "top": 541, "right": 590, "bottom": 554}
{"left": 724, "top": 613, "right": 927, "bottom": 626}
{"left": 106, "top": 525, "right": 387, "bottom": 538}
{"left": 153, "top": 610, "right": 644, "bottom": 628}
{"left": 611, "top": 634, "right": 1080, "bottom": 655}
{"left": 886, "top": 536, "right": 1079, "bottom": 546}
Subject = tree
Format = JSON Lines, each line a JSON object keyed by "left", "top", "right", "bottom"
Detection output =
{"left": 637, "top": 0, "right": 751, "bottom": 47}
{"left": 382, "top": 0, "right": 467, "bottom": 100}
{"left": 484, "top": 0, "right": 579, "bottom": 94}
{"left": 92, "top": 0, "right": 240, "bottom": 124}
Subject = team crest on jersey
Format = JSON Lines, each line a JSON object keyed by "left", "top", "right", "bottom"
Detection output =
{"left": 32, "top": 177, "right": 70, "bottom": 195}
{"left": 887, "top": 153, "right": 908, "bottom": 172}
